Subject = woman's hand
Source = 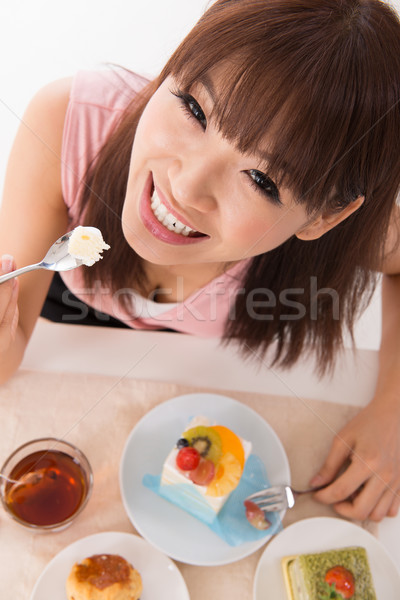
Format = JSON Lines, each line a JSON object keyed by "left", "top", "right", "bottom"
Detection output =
{"left": 309, "top": 396, "right": 400, "bottom": 521}
{"left": 0, "top": 255, "right": 19, "bottom": 355}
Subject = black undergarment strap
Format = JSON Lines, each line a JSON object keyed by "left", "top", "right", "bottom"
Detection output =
{"left": 40, "top": 272, "right": 130, "bottom": 328}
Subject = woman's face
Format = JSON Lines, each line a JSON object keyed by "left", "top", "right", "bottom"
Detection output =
{"left": 122, "top": 72, "right": 313, "bottom": 267}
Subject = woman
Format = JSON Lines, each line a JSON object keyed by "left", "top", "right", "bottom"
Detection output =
{"left": 0, "top": 0, "right": 399, "bottom": 521}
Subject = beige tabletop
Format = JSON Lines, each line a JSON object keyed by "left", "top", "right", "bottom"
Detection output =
{"left": 0, "top": 358, "right": 382, "bottom": 599}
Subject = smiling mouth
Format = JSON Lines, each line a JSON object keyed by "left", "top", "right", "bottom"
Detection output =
{"left": 150, "top": 188, "right": 207, "bottom": 238}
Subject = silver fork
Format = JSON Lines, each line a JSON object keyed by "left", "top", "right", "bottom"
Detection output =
{"left": 0, "top": 231, "right": 82, "bottom": 284}
{"left": 245, "top": 483, "right": 330, "bottom": 513}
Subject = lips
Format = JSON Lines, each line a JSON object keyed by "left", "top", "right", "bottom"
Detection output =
{"left": 139, "top": 174, "right": 209, "bottom": 246}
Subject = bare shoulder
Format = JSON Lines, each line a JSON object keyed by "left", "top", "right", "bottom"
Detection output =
{"left": 1, "top": 77, "right": 73, "bottom": 213}
{"left": 381, "top": 204, "right": 400, "bottom": 275}
{"left": 25, "top": 76, "right": 73, "bottom": 117}
{"left": 19, "top": 76, "right": 73, "bottom": 164}
{"left": 40, "top": 76, "right": 73, "bottom": 95}
{"left": 14, "top": 76, "right": 73, "bottom": 161}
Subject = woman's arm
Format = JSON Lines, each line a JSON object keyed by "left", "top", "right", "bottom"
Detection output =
{"left": 373, "top": 207, "right": 400, "bottom": 408}
{"left": 310, "top": 207, "right": 400, "bottom": 520}
{"left": 0, "top": 77, "right": 72, "bottom": 383}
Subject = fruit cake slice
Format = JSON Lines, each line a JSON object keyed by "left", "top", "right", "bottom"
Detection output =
{"left": 281, "top": 546, "right": 377, "bottom": 600}
{"left": 160, "top": 417, "right": 252, "bottom": 522}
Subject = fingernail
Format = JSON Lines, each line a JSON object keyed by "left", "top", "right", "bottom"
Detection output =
{"left": 1, "top": 254, "right": 14, "bottom": 272}
{"left": 309, "top": 474, "right": 323, "bottom": 486}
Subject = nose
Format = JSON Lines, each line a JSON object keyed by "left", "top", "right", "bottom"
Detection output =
{"left": 167, "top": 156, "right": 219, "bottom": 213}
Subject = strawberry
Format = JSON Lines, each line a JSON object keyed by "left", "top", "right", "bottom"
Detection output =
{"left": 243, "top": 500, "right": 271, "bottom": 530}
{"left": 319, "top": 565, "right": 355, "bottom": 599}
{"left": 176, "top": 447, "right": 200, "bottom": 471}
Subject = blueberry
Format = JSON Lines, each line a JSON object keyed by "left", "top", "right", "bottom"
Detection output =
{"left": 176, "top": 438, "right": 189, "bottom": 449}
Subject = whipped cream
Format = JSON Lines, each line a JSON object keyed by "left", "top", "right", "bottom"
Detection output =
{"left": 68, "top": 226, "right": 110, "bottom": 266}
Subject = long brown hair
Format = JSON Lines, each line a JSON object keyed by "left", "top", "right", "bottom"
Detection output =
{"left": 81, "top": 0, "right": 400, "bottom": 373}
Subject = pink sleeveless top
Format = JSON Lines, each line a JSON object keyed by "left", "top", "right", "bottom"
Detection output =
{"left": 60, "top": 68, "right": 248, "bottom": 336}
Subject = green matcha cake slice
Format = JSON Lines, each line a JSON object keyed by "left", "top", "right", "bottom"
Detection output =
{"left": 282, "top": 546, "right": 377, "bottom": 600}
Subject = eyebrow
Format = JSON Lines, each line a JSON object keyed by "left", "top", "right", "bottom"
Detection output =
{"left": 197, "top": 73, "right": 218, "bottom": 104}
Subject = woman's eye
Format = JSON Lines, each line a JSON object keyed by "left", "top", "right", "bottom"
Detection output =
{"left": 248, "top": 169, "right": 281, "bottom": 205}
{"left": 172, "top": 89, "right": 207, "bottom": 129}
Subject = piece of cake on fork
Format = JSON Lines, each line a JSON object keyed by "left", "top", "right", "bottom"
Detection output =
{"left": 68, "top": 226, "right": 110, "bottom": 266}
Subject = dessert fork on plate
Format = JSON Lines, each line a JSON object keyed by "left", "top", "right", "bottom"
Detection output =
{"left": 245, "top": 483, "right": 330, "bottom": 513}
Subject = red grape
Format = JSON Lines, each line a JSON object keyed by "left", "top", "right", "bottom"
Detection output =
{"left": 188, "top": 458, "right": 215, "bottom": 485}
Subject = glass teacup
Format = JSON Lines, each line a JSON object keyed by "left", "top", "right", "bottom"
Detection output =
{"left": 0, "top": 437, "right": 93, "bottom": 531}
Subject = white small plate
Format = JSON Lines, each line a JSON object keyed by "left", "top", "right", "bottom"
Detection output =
{"left": 29, "top": 531, "right": 189, "bottom": 600}
{"left": 253, "top": 516, "right": 400, "bottom": 599}
{"left": 120, "top": 392, "right": 290, "bottom": 566}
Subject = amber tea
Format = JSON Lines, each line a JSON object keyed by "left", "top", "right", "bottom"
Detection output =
{"left": 1, "top": 441, "right": 92, "bottom": 529}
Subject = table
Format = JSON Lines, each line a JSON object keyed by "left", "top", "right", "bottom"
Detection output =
{"left": 0, "top": 317, "right": 398, "bottom": 598}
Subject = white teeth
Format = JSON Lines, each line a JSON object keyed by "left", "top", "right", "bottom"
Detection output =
{"left": 150, "top": 188, "right": 197, "bottom": 236}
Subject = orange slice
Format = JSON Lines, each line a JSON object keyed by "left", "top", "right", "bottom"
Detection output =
{"left": 211, "top": 425, "right": 245, "bottom": 468}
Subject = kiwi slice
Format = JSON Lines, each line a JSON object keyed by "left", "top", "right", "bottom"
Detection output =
{"left": 184, "top": 426, "right": 222, "bottom": 464}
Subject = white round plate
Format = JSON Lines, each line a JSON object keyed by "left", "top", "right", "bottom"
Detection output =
{"left": 29, "top": 531, "right": 189, "bottom": 600}
{"left": 253, "top": 516, "right": 400, "bottom": 599}
{"left": 120, "top": 392, "right": 290, "bottom": 566}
